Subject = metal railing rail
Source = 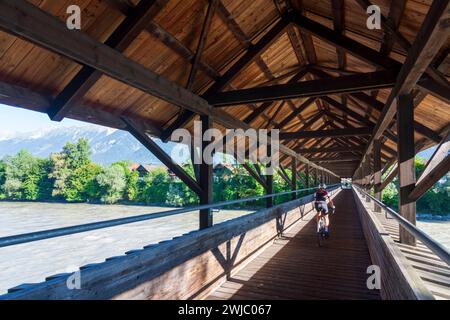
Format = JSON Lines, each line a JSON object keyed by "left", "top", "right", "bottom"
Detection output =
{"left": 0, "top": 184, "right": 340, "bottom": 248}
{"left": 353, "top": 185, "right": 450, "bottom": 266}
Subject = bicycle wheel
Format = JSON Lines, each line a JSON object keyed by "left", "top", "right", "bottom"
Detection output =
{"left": 317, "top": 218, "right": 325, "bottom": 247}
{"left": 317, "top": 231, "right": 323, "bottom": 247}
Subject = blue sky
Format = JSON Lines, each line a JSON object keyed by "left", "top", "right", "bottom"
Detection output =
{"left": 0, "top": 104, "right": 87, "bottom": 134}
{"left": 0, "top": 103, "right": 434, "bottom": 159}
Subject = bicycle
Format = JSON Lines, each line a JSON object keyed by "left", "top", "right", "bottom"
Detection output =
{"left": 317, "top": 206, "right": 335, "bottom": 247}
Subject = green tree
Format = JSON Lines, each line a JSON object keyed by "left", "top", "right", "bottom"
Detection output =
{"left": 63, "top": 163, "right": 102, "bottom": 202}
{"left": 62, "top": 138, "right": 91, "bottom": 169}
{"left": 273, "top": 171, "right": 291, "bottom": 205}
{"left": 22, "top": 158, "right": 53, "bottom": 200}
{"left": 3, "top": 150, "right": 38, "bottom": 199}
{"left": 125, "top": 170, "right": 140, "bottom": 202}
{"left": 110, "top": 161, "right": 141, "bottom": 202}
{"left": 49, "top": 139, "right": 93, "bottom": 200}
{"left": 141, "top": 168, "right": 171, "bottom": 204}
{"left": 96, "top": 164, "right": 127, "bottom": 204}
{"left": 0, "top": 160, "right": 6, "bottom": 198}
{"left": 48, "top": 152, "right": 70, "bottom": 198}
{"left": 219, "top": 165, "right": 265, "bottom": 208}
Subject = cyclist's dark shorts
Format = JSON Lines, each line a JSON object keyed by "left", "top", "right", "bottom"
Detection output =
{"left": 315, "top": 201, "right": 329, "bottom": 214}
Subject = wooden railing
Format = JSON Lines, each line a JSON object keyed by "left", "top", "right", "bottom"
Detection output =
{"left": 352, "top": 186, "right": 436, "bottom": 300}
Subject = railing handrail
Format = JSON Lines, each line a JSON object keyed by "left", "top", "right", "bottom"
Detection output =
{"left": 353, "top": 185, "right": 450, "bottom": 266}
{"left": 0, "top": 184, "right": 340, "bottom": 248}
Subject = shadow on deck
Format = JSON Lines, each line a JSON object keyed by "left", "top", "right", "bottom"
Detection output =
{"left": 207, "top": 190, "right": 381, "bottom": 300}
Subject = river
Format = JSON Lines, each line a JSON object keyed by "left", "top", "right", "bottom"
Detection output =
{"left": 0, "top": 201, "right": 252, "bottom": 294}
{"left": 0, "top": 202, "right": 448, "bottom": 295}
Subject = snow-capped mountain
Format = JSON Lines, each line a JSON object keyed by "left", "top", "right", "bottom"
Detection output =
{"left": 0, "top": 125, "right": 184, "bottom": 165}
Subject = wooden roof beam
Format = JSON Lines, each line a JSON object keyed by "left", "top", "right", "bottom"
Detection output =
{"left": 207, "top": 71, "right": 396, "bottom": 106}
{"left": 355, "top": 0, "right": 449, "bottom": 90}
{"left": 311, "top": 157, "right": 361, "bottom": 163}
{"left": 205, "top": 16, "right": 290, "bottom": 95}
{"left": 161, "top": 14, "right": 292, "bottom": 139}
{"left": 47, "top": 0, "right": 169, "bottom": 121}
{"left": 289, "top": 12, "right": 400, "bottom": 70}
{"left": 291, "top": 9, "right": 448, "bottom": 102}
{"left": 331, "top": 0, "right": 346, "bottom": 71}
{"left": 186, "top": 0, "right": 218, "bottom": 90}
{"left": 0, "top": 80, "right": 163, "bottom": 135}
{"left": 243, "top": 69, "right": 309, "bottom": 124}
{"left": 276, "top": 97, "right": 316, "bottom": 129}
{"left": 280, "top": 127, "right": 373, "bottom": 141}
{"left": 307, "top": 68, "right": 442, "bottom": 144}
{"left": 355, "top": 1, "right": 450, "bottom": 177}
{"left": 296, "top": 147, "right": 364, "bottom": 154}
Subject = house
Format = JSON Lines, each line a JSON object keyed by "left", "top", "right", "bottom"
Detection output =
{"left": 129, "top": 163, "right": 177, "bottom": 180}
{"left": 213, "top": 163, "right": 236, "bottom": 181}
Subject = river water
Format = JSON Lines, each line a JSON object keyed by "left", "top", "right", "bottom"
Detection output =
{"left": 0, "top": 201, "right": 252, "bottom": 294}
{"left": 0, "top": 202, "right": 448, "bottom": 295}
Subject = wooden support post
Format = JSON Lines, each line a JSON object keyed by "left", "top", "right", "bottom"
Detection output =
{"left": 199, "top": 115, "right": 213, "bottom": 230}
{"left": 314, "top": 168, "right": 318, "bottom": 187}
{"left": 374, "top": 139, "right": 382, "bottom": 212}
{"left": 266, "top": 169, "right": 273, "bottom": 208}
{"left": 397, "top": 95, "right": 416, "bottom": 246}
{"left": 266, "top": 141, "right": 274, "bottom": 208}
{"left": 360, "top": 162, "right": 365, "bottom": 188}
{"left": 361, "top": 167, "right": 364, "bottom": 186}
{"left": 191, "top": 142, "right": 200, "bottom": 182}
{"left": 365, "top": 153, "right": 372, "bottom": 202}
{"left": 305, "top": 164, "right": 310, "bottom": 189}
{"left": 292, "top": 157, "right": 297, "bottom": 200}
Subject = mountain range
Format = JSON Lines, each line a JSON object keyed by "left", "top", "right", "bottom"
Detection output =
{"left": 0, "top": 126, "right": 186, "bottom": 165}
{"left": 0, "top": 125, "right": 434, "bottom": 166}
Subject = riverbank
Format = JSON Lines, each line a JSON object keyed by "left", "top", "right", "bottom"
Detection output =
{"left": 417, "top": 213, "right": 450, "bottom": 221}
{"left": 0, "top": 198, "right": 265, "bottom": 211}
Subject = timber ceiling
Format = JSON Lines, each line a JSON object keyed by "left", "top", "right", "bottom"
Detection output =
{"left": 0, "top": 0, "right": 449, "bottom": 178}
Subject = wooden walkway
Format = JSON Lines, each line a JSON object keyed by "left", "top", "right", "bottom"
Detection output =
{"left": 207, "top": 190, "right": 381, "bottom": 300}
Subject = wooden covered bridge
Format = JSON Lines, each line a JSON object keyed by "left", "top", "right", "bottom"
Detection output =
{"left": 0, "top": 0, "right": 449, "bottom": 300}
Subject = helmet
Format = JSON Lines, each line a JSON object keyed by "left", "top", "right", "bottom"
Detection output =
{"left": 319, "top": 184, "right": 327, "bottom": 189}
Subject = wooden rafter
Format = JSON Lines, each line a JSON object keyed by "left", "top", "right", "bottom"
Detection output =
{"left": 409, "top": 130, "right": 450, "bottom": 201}
{"left": 186, "top": 0, "right": 218, "bottom": 90}
{"left": 47, "top": 0, "right": 169, "bottom": 121}
{"left": 207, "top": 71, "right": 396, "bottom": 106}
{"left": 355, "top": 0, "right": 450, "bottom": 176}
{"left": 280, "top": 127, "right": 372, "bottom": 141}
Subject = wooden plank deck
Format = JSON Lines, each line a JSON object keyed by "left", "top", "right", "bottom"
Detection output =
{"left": 207, "top": 190, "right": 381, "bottom": 300}
{"left": 368, "top": 205, "right": 450, "bottom": 300}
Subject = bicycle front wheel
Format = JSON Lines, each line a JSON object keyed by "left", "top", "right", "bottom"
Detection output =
{"left": 317, "top": 231, "right": 324, "bottom": 247}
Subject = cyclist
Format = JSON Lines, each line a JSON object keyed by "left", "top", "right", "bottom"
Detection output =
{"left": 314, "top": 184, "right": 335, "bottom": 238}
